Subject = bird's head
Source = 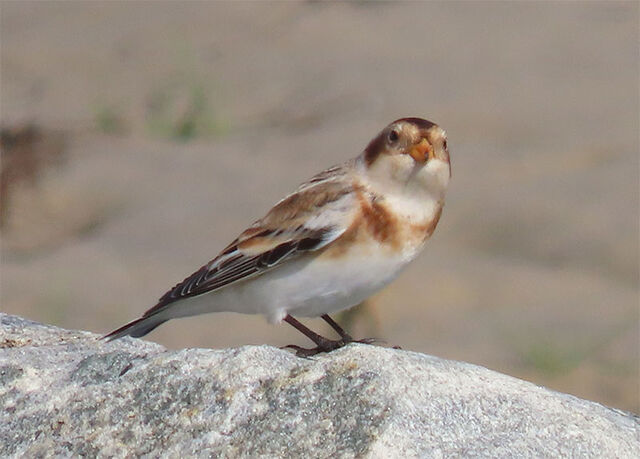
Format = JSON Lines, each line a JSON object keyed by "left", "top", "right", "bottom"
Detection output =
{"left": 361, "top": 117, "right": 451, "bottom": 200}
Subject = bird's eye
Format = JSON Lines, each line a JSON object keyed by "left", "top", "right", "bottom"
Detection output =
{"left": 388, "top": 129, "right": 399, "bottom": 143}
{"left": 443, "top": 139, "right": 448, "bottom": 150}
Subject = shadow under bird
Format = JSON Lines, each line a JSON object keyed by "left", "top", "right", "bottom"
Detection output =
{"left": 105, "top": 117, "right": 451, "bottom": 356}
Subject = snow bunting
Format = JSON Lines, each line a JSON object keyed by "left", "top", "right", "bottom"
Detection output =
{"left": 105, "top": 117, "right": 451, "bottom": 355}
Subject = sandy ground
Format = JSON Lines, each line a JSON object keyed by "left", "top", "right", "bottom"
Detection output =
{"left": 1, "top": 2, "right": 638, "bottom": 412}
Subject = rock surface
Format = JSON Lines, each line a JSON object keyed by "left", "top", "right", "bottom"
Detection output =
{"left": 1, "top": 313, "right": 638, "bottom": 457}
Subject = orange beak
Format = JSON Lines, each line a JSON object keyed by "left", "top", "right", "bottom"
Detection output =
{"left": 409, "top": 138, "right": 434, "bottom": 164}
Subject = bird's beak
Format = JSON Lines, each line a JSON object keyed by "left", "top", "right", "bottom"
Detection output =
{"left": 409, "top": 138, "right": 434, "bottom": 164}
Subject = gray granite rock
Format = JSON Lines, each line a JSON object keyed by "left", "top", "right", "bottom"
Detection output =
{"left": 0, "top": 313, "right": 638, "bottom": 458}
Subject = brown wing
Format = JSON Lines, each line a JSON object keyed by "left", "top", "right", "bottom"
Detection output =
{"left": 140, "top": 168, "right": 357, "bottom": 319}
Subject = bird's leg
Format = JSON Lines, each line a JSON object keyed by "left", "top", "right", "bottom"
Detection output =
{"left": 321, "top": 314, "right": 353, "bottom": 342}
{"left": 282, "top": 315, "right": 346, "bottom": 357}
{"left": 321, "top": 313, "right": 378, "bottom": 345}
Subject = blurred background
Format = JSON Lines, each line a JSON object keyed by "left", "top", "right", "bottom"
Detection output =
{"left": 1, "top": 2, "right": 638, "bottom": 412}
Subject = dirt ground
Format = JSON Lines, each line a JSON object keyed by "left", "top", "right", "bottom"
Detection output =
{"left": 1, "top": 2, "right": 638, "bottom": 412}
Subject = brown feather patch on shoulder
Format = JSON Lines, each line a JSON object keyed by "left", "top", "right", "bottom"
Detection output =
{"left": 319, "top": 190, "right": 399, "bottom": 259}
{"left": 358, "top": 193, "right": 397, "bottom": 245}
{"left": 263, "top": 184, "right": 351, "bottom": 226}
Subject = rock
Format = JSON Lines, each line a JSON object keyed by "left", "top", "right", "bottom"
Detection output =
{"left": 0, "top": 313, "right": 638, "bottom": 457}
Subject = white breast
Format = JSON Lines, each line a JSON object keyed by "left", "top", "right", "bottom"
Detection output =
{"left": 261, "top": 247, "right": 413, "bottom": 321}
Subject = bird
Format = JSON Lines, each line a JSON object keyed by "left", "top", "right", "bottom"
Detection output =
{"left": 105, "top": 117, "right": 451, "bottom": 356}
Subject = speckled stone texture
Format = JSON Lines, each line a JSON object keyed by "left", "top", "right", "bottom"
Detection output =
{"left": 1, "top": 313, "right": 638, "bottom": 458}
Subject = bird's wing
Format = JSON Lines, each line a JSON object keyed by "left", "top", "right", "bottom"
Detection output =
{"left": 141, "top": 166, "right": 357, "bottom": 318}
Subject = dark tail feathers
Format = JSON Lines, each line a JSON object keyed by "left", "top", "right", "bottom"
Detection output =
{"left": 103, "top": 314, "right": 167, "bottom": 341}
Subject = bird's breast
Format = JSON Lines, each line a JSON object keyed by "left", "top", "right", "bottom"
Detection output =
{"left": 320, "top": 190, "right": 443, "bottom": 262}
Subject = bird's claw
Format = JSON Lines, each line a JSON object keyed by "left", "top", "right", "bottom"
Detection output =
{"left": 280, "top": 344, "right": 325, "bottom": 358}
{"left": 281, "top": 336, "right": 380, "bottom": 357}
{"left": 281, "top": 339, "right": 345, "bottom": 357}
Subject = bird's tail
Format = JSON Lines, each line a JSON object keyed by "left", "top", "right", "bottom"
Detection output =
{"left": 103, "top": 313, "right": 168, "bottom": 341}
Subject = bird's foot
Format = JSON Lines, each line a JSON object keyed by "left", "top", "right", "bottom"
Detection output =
{"left": 282, "top": 336, "right": 379, "bottom": 357}
{"left": 282, "top": 337, "right": 345, "bottom": 357}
